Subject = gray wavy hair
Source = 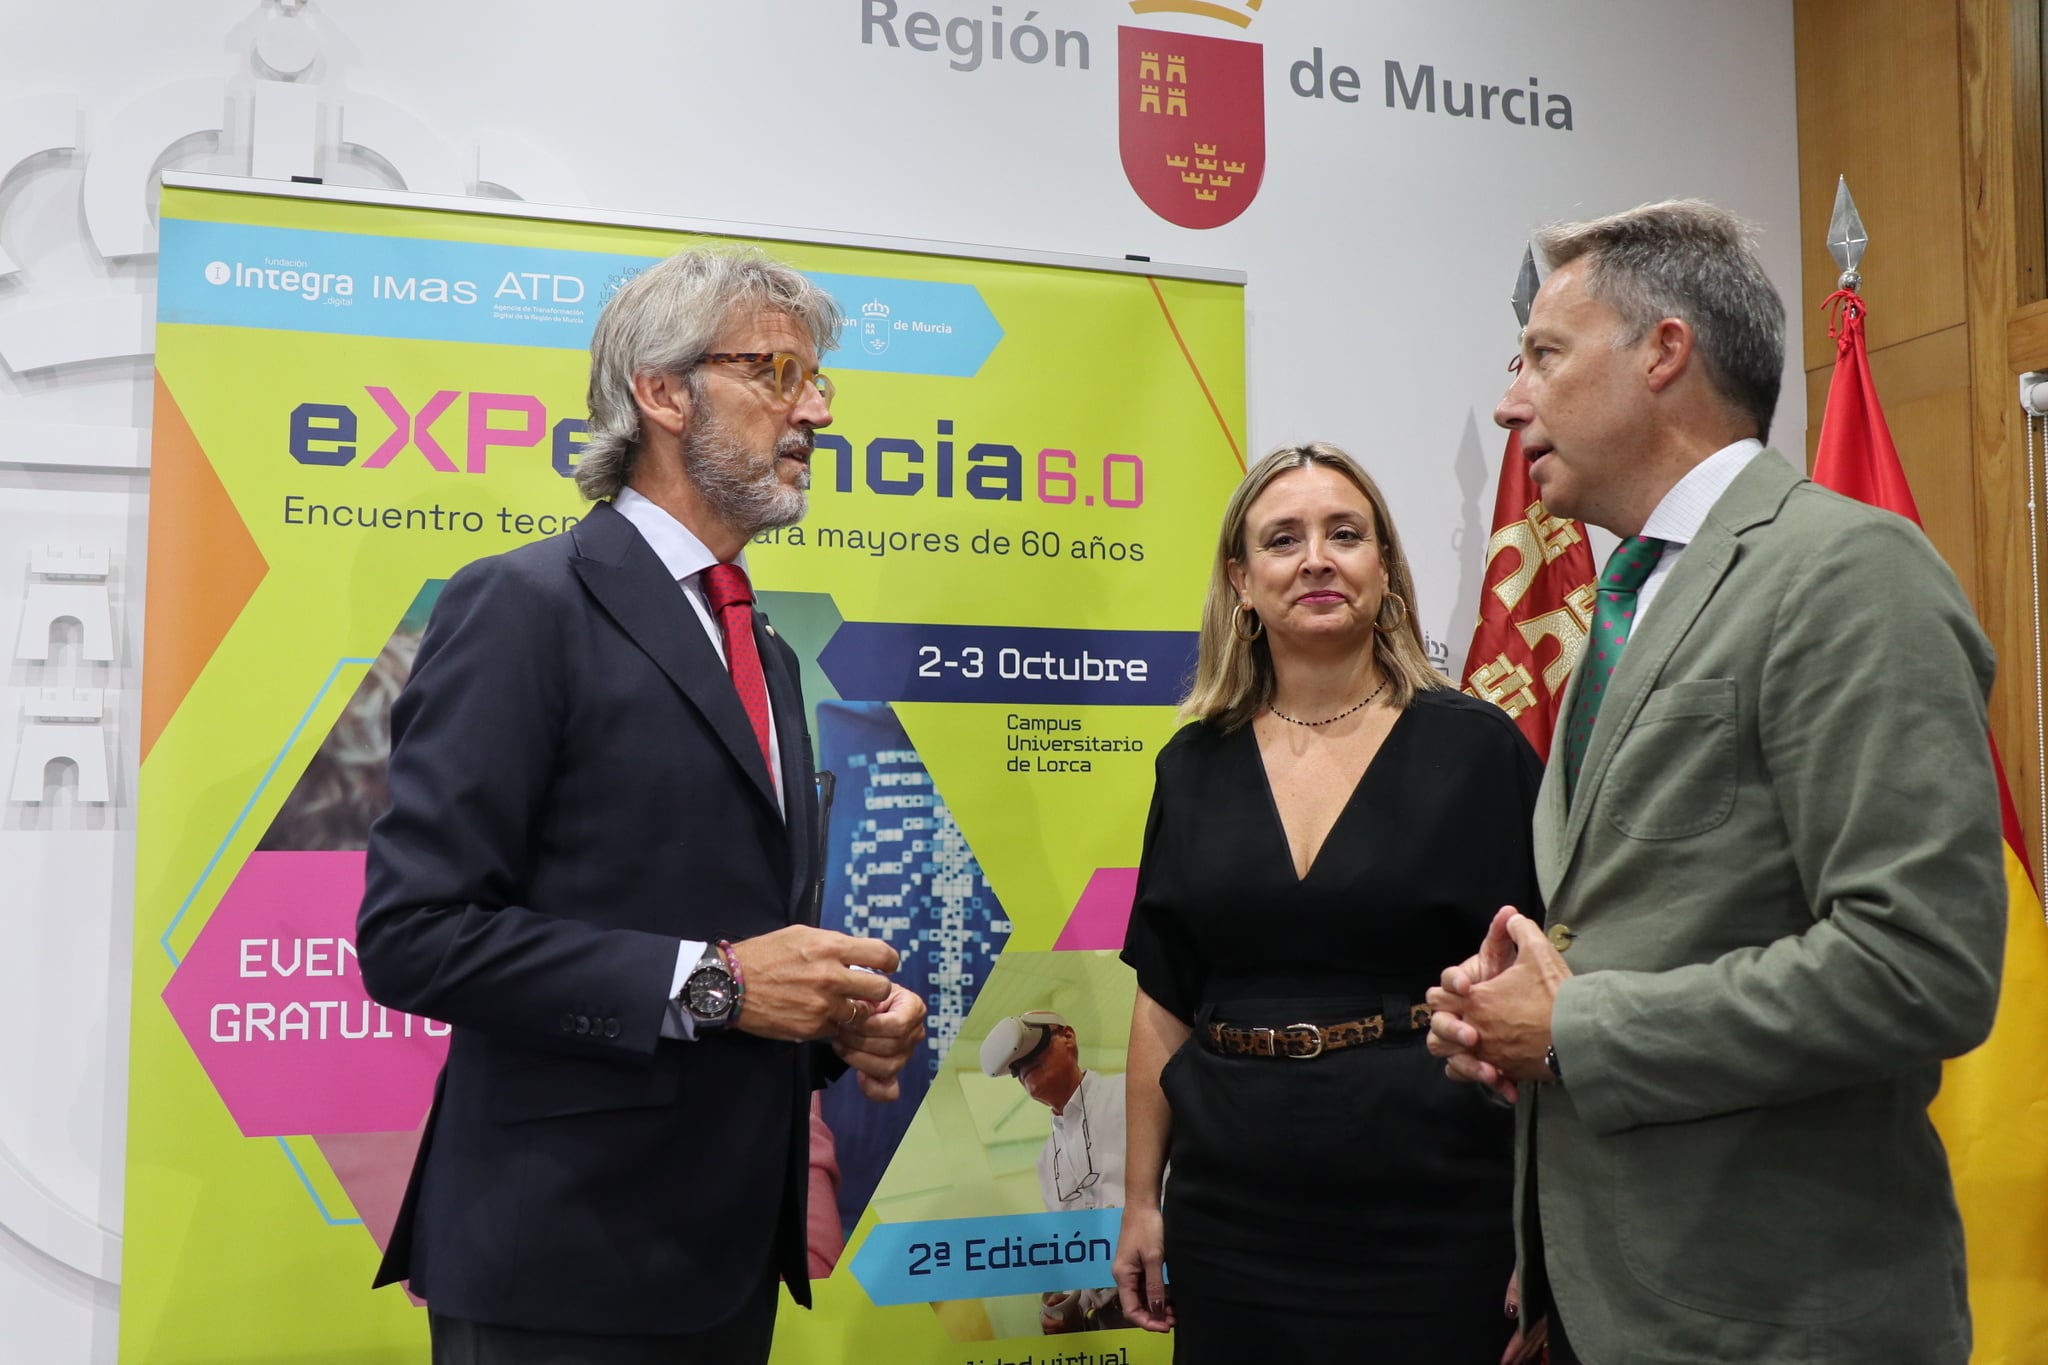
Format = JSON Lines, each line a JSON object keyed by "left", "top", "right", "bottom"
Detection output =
{"left": 575, "top": 247, "right": 842, "bottom": 500}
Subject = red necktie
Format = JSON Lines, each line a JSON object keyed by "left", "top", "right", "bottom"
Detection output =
{"left": 701, "top": 562, "right": 775, "bottom": 778}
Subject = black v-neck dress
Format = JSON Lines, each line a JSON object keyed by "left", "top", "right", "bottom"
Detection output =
{"left": 1122, "top": 688, "right": 1544, "bottom": 1362}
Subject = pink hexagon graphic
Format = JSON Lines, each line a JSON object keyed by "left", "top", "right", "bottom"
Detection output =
{"left": 163, "top": 850, "right": 446, "bottom": 1137}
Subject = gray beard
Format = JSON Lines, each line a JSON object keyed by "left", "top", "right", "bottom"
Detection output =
{"left": 682, "top": 408, "right": 810, "bottom": 539}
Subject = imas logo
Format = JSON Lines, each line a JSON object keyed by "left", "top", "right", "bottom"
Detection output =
{"left": 861, "top": 298, "right": 892, "bottom": 355}
{"left": 1118, "top": 4, "right": 1265, "bottom": 230}
{"left": 205, "top": 255, "right": 356, "bottom": 306}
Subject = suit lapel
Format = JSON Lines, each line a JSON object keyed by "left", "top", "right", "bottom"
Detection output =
{"left": 759, "top": 615, "right": 813, "bottom": 918}
{"left": 569, "top": 502, "right": 781, "bottom": 815}
{"left": 1534, "top": 693, "right": 1574, "bottom": 905}
{"left": 1552, "top": 452, "right": 1804, "bottom": 879}
{"left": 1558, "top": 534, "right": 1736, "bottom": 860}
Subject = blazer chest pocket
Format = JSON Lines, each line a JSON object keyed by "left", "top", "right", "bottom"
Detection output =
{"left": 1601, "top": 678, "right": 1737, "bottom": 841}
{"left": 488, "top": 1046, "right": 680, "bottom": 1124}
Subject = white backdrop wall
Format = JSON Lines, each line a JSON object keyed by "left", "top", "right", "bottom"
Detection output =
{"left": 0, "top": 2, "right": 1799, "bottom": 1358}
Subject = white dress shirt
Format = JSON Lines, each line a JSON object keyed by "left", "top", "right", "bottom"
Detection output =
{"left": 1633, "top": 439, "right": 1773, "bottom": 629}
{"left": 613, "top": 488, "right": 787, "bottom": 1040}
{"left": 1035, "top": 1069, "right": 1128, "bottom": 1213}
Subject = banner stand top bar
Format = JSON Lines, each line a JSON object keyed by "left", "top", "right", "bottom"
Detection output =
{"left": 159, "top": 172, "right": 1247, "bottom": 287}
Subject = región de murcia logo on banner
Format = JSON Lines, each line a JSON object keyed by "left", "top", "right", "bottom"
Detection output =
{"left": 1118, "top": 24, "right": 1266, "bottom": 229}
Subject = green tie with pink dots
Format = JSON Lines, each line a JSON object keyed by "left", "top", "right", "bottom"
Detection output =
{"left": 1563, "top": 535, "right": 1666, "bottom": 804}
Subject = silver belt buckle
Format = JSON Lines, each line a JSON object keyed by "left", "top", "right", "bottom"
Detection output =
{"left": 1286, "top": 1022, "right": 1324, "bottom": 1059}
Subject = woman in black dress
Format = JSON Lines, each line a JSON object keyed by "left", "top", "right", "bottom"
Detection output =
{"left": 1111, "top": 443, "right": 1544, "bottom": 1363}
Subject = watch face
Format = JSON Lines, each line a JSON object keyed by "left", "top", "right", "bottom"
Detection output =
{"left": 686, "top": 966, "right": 734, "bottom": 1019}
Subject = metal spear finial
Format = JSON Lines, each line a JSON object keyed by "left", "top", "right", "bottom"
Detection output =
{"left": 1511, "top": 244, "right": 1540, "bottom": 329}
{"left": 1827, "top": 175, "right": 1868, "bottom": 292}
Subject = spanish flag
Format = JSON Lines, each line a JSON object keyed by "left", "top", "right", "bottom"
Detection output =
{"left": 1813, "top": 286, "right": 2048, "bottom": 1364}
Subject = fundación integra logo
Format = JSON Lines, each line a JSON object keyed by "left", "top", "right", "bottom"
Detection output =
{"left": 1118, "top": 0, "right": 1266, "bottom": 229}
{"left": 203, "top": 254, "right": 355, "bottom": 303}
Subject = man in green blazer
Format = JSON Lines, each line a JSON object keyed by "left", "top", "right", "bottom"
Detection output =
{"left": 1427, "top": 200, "right": 2005, "bottom": 1365}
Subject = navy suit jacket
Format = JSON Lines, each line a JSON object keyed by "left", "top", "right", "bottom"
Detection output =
{"left": 358, "top": 498, "right": 828, "bottom": 1335}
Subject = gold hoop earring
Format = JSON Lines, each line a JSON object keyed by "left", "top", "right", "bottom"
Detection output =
{"left": 1375, "top": 591, "right": 1409, "bottom": 634}
{"left": 1232, "top": 601, "right": 1263, "bottom": 641}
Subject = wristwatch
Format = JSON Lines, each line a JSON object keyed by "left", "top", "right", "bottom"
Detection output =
{"left": 681, "top": 944, "right": 738, "bottom": 1029}
{"left": 1544, "top": 1044, "right": 1563, "bottom": 1083}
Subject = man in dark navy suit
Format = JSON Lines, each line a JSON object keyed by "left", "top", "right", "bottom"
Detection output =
{"left": 359, "top": 248, "right": 926, "bottom": 1365}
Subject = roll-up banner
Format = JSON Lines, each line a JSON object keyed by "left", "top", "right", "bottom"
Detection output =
{"left": 126, "top": 175, "right": 1243, "bottom": 1363}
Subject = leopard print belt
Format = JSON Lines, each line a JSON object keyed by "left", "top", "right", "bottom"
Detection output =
{"left": 1202, "top": 1003, "right": 1434, "bottom": 1059}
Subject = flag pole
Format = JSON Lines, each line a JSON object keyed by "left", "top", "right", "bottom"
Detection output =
{"left": 2024, "top": 371, "right": 2048, "bottom": 894}
{"left": 1825, "top": 172, "right": 1868, "bottom": 294}
{"left": 1512, "top": 242, "right": 1540, "bottom": 331}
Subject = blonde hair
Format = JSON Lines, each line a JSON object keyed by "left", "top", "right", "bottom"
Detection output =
{"left": 1181, "top": 443, "right": 1447, "bottom": 730}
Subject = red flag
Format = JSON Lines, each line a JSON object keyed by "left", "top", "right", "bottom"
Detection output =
{"left": 1814, "top": 288, "right": 2048, "bottom": 1365}
{"left": 1811, "top": 296, "right": 1922, "bottom": 521}
{"left": 1460, "top": 429, "right": 1599, "bottom": 760}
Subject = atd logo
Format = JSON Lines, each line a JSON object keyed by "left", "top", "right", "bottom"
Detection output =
{"left": 1118, "top": 1, "right": 1265, "bottom": 229}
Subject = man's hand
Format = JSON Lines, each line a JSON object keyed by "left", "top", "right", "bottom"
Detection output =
{"left": 832, "top": 980, "right": 927, "bottom": 1101}
{"left": 1427, "top": 907, "right": 1525, "bottom": 1102}
{"left": 1445, "top": 905, "right": 1523, "bottom": 997}
{"left": 1430, "top": 914, "right": 1571, "bottom": 1085}
{"left": 726, "top": 926, "right": 897, "bottom": 1043}
{"left": 1039, "top": 1290, "right": 1082, "bottom": 1334}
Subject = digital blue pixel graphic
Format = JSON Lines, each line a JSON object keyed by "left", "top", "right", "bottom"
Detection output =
{"left": 815, "top": 698, "right": 1011, "bottom": 1235}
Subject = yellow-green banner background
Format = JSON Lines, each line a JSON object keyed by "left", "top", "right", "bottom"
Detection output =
{"left": 128, "top": 182, "right": 1243, "bottom": 1363}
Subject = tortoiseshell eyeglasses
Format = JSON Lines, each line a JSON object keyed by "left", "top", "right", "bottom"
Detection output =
{"left": 699, "top": 352, "right": 835, "bottom": 406}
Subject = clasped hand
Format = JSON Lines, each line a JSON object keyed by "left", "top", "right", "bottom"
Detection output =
{"left": 1425, "top": 906, "right": 1571, "bottom": 1101}
{"left": 727, "top": 925, "right": 928, "bottom": 1101}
